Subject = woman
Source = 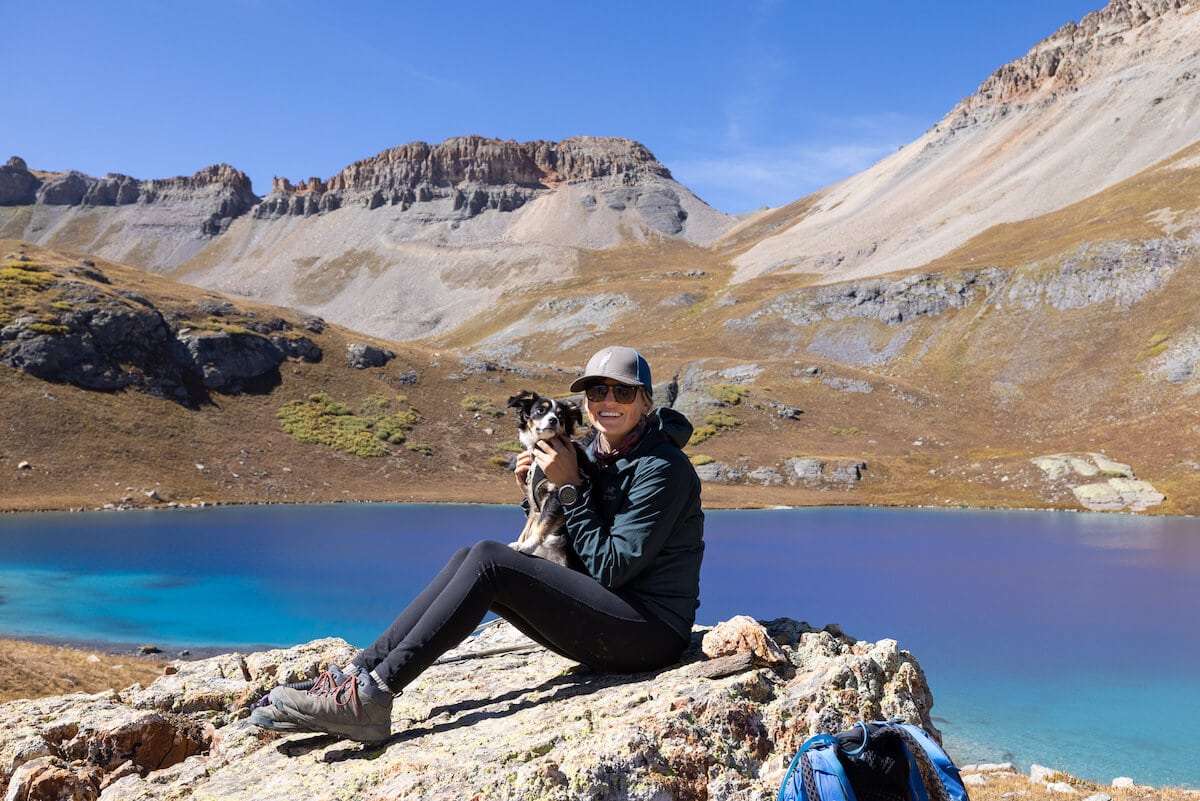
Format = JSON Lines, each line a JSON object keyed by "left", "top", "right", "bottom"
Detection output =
{"left": 253, "top": 346, "right": 705, "bottom": 743}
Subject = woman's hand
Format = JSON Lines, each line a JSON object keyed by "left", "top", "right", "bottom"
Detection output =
{"left": 532, "top": 434, "right": 580, "bottom": 487}
{"left": 514, "top": 450, "right": 535, "bottom": 490}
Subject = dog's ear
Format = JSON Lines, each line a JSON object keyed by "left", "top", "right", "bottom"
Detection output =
{"left": 506, "top": 390, "right": 536, "bottom": 410}
{"left": 562, "top": 399, "right": 584, "bottom": 435}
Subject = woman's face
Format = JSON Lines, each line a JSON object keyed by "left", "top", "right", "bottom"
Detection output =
{"left": 583, "top": 381, "right": 651, "bottom": 447}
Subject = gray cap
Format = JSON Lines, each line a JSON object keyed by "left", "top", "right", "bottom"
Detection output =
{"left": 569, "top": 346, "right": 653, "bottom": 394}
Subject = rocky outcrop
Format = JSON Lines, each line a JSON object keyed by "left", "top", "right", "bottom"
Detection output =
{"left": 0, "top": 258, "right": 321, "bottom": 404}
{"left": 694, "top": 457, "right": 868, "bottom": 490}
{"left": 956, "top": 0, "right": 1193, "bottom": 116}
{"left": 252, "top": 135, "right": 680, "bottom": 226}
{"left": 0, "top": 157, "right": 39, "bottom": 205}
{"left": 0, "top": 617, "right": 939, "bottom": 801}
{"left": 741, "top": 269, "right": 1008, "bottom": 330}
{"left": 1, "top": 158, "right": 256, "bottom": 236}
{"left": 733, "top": 237, "right": 1191, "bottom": 336}
{"left": 1031, "top": 452, "right": 1165, "bottom": 512}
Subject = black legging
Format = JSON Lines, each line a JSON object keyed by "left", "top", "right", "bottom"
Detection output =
{"left": 352, "top": 539, "right": 687, "bottom": 692}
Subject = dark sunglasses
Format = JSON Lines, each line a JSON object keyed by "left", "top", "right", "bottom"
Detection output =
{"left": 584, "top": 383, "right": 640, "bottom": 404}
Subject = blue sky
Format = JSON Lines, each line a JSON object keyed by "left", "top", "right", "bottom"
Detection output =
{"left": 8, "top": 1, "right": 1103, "bottom": 215}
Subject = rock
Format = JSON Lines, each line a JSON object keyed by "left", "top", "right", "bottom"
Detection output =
{"left": 693, "top": 460, "right": 743, "bottom": 482}
{"left": 1033, "top": 453, "right": 1163, "bottom": 512}
{"left": 176, "top": 329, "right": 284, "bottom": 393}
{"left": 748, "top": 467, "right": 784, "bottom": 486}
{"left": 269, "top": 334, "right": 322, "bottom": 363}
{"left": 701, "top": 615, "right": 789, "bottom": 666}
{"left": 1111, "top": 776, "right": 1135, "bottom": 788}
{"left": 346, "top": 343, "right": 395, "bottom": 369}
{"left": 1046, "top": 781, "right": 1079, "bottom": 794}
{"left": 0, "top": 156, "right": 40, "bottom": 205}
{"left": 787, "top": 457, "right": 826, "bottom": 483}
{"left": 1031, "top": 764, "right": 1058, "bottom": 781}
{"left": 1073, "top": 478, "right": 1165, "bottom": 512}
{"left": 1082, "top": 793, "right": 1114, "bottom": 801}
{"left": 961, "top": 761, "right": 1016, "bottom": 773}
{"left": 0, "top": 619, "right": 940, "bottom": 800}
{"left": 827, "top": 460, "right": 868, "bottom": 484}
{"left": 17, "top": 461, "right": 31, "bottom": 470}
{"left": 36, "top": 170, "right": 90, "bottom": 206}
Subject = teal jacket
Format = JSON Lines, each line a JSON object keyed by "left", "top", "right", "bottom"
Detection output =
{"left": 564, "top": 407, "right": 705, "bottom": 641}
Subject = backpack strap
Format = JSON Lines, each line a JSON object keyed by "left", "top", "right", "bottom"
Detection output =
{"left": 891, "top": 722, "right": 970, "bottom": 801}
{"left": 778, "top": 734, "right": 858, "bottom": 801}
{"left": 805, "top": 734, "right": 857, "bottom": 801}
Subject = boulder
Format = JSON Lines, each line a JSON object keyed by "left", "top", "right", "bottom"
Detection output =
{"left": 1073, "top": 478, "right": 1166, "bottom": 512}
{"left": 176, "top": 329, "right": 285, "bottom": 393}
{"left": 346, "top": 343, "right": 395, "bottom": 369}
{"left": 0, "top": 619, "right": 940, "bottom": 801}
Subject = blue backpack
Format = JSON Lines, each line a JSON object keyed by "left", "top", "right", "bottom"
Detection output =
{"left": 778, "top": 719, "right": 970, "bottom": 801}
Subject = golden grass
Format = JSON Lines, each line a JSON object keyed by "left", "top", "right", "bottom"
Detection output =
{"left": 0, "top": 638, "right": 166, "bottom": 703}
{"left": 965, "top": 770, "right": 1194, "bottom": 800}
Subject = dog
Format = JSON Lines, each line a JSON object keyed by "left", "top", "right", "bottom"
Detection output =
{"left": 506, "top": 390, "right": 586, "bottom": 568}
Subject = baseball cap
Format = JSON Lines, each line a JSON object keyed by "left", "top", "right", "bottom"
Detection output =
{"left": 569, "top": 346, "right": 653, "bottom": 394}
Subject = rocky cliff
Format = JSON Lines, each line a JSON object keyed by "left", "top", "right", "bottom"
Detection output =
{"left": 0, "top": 617, "right": 941, "bottom": 801}
{"left": 256, "top": 135, "right": 675, "bottom": 222}
{"left": 0, "top": 157, "right": 255, "bottom": 236}
{"left": 962, "top": 0, "right": 1190, "bottom": 112}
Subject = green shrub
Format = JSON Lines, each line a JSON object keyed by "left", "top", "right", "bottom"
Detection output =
{"left": 405, "top": 443, "right": 434, "bottom": 456}
{"left": 689, "top": 454, "right": 714, "bottom": 466}
{"left": 27, "top": 323, "right": 70, "bottom": 336}
{"left": 710, "top": 383, "right": 749, "bottom": 405}
{"left": 277, "top": 392, "right": 420, "bottom": 457}
{"left": 462, "top": 394, "right": 502, "bottom": 417}
{"left": 688, "top": 425, "right": 718, "bottom": 446}
{"left": 0, "top": 265, "right": 54, "bottom": 289}
{"left": 705, "top": 410, "right": 740, "bottom": 430}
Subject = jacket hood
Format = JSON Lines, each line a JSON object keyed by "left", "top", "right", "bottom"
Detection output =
{"left": 648, "top": 406, "right": 694, "bottom": 450}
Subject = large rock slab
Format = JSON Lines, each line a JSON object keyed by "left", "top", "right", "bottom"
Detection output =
{"left": 0, "top": 619, "right": 940, "bottom": 801}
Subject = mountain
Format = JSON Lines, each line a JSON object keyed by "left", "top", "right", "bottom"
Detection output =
{"left": 726, "top": 0, "right": 1200, "bottom": 284}
{"left": 2, "top": 0, "right": 1198, "bottom": 515}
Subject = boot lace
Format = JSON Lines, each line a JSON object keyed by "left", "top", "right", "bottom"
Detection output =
{"left": 307, "top": 668, "right": 364, "bottom": 717}
{"left": 308, "top": 668, "right": 349, "bottom": 696}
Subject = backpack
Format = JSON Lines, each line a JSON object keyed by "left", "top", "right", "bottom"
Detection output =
{"left": 777, "top": 719, "right": 970, "bottom": 801}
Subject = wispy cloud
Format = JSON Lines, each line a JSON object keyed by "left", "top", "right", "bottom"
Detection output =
{"left": 670, "top": 113, "right": 924, "bottom": 214}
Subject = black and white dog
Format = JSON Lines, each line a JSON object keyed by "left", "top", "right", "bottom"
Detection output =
{"left": 506, "top": 390, "right": 586, "bottom": 567}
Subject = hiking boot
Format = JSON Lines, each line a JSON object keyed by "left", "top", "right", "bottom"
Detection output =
{"left": 249, "top": 702, "right": 316, "bottom": 732}
{"left": 269, "top": 670, "right": 392, "bottom": 743}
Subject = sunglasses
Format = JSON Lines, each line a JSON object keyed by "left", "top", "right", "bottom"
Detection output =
{"left": 584, "top": 383, "right": 641, "bottom": 404}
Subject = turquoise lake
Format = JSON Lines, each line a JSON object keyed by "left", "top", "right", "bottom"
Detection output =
{"left": 0, "top": 504, "right": 1196, "bottom": 788}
